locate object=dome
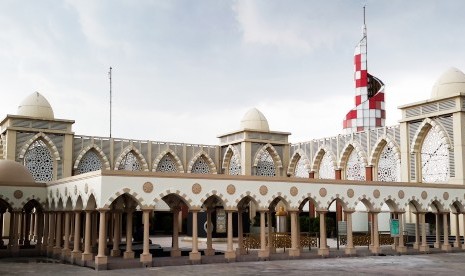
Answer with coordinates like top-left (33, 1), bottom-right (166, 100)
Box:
top-left (431, 67), bottom-right (465, 99)
top-left (17, 92), bottom-right (54, 119)
top-left (240, 108), bottom-right (270, 132)
top-left (0, 160), bottom-right (34, 183)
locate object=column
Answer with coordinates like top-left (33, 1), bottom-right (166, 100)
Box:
top-left (33, 212), bottom-right (38, 242)
top-left (267, 210), bottom-right (275, 254)
top-left (24, 211), bottom-right (31, 246)
top-left (462, 213), bottom-right (465, 249)
top-left (123, 211), bottom-right (134, 259)
top-left (62, 212), bottom-right (71, 258)
top-left (91, 212), bottom-right (98, 249)
top-left (236, 209), bottom-right (245, 255)
top-left (371, 212), bottom-right (380, 254)
top-left (170, 208), bottom-right (181, 257)
top-left (442, 212), bottom-right (451, 251)
top-left (288, 211), bottom-right (300, 257)
top-left (318, 210), bottom-right (329, 256)
top-left (0, 211), bottom-right (4, 247)
top-left (71, 211), bottom-right (82, 263)
top-left (396, 212), bottom-right (407, 253)
top-left (95, 209), bottom-right (108, 270)
top-left (419, 212), bottom-right (429, 252)
top-left (369, 213), bottom-right (374, 249)
top-left (434, 213), bottom-right (441, 248)
top-left (53, 212), bottom-right (62, 256)
top-left (258, 210), bottom-right (269, 259)
top-left (224, 210), bottom-right (236, 260)
top-left (204, 208), bottom-right (214, 256)
top-left (47, 212), bottom-right (55, 256)
top-left (20, 212), bottom-right (25, 245)
top-left (188, 210), bottom-right (201, 262)
top-left (35, 212), bottom-right (43, 249)
top-left (81, 211), bottom-right (93, 261)
top-left (9, 211), bottom-right (20, 252)
top-left (345, 211), bottom-right (356, 255)
top-left (413, 212), bottom-right (420, 250)
top-left (41, 212), bottom-right (49, 252)
top-left (110, 211), bottom-right (121, 256)
top-left (454, 213), bottom-right (461, 248)
top-left (140, 209), bottom-right (152, 266)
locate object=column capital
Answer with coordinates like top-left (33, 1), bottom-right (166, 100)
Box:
top-left (224, 208), bottom-right (238, 212)
top-left (257, 209), bottom-right (269, 213)
top-left (344, 210), bottom-right (356, 214)
top-left (96, 208), bottom-right (110, 212)
top-left (189, 208), bottom-right (201, 212)
top-left (316, 209), bottom-right (328, 214)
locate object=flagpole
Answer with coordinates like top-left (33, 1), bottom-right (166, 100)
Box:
top-left (109, 67), bottom-right (112, 138)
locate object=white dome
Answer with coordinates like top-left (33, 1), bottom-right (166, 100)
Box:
top-left (17, 92), bottom-right (54, 119)
top-left (240, 108), bottom-right (270, 132)
top-left (0, 160), bottom-right (34, 183)
top-left (431, 67), bottom-right (465, 99)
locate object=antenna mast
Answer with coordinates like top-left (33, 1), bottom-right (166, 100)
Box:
top-left (109, 67), bottom-right (112, 138)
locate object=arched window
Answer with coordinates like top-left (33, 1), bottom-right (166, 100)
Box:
top-left (421, 128), bottom-right (449, 182)
top-left (294, 157), bottom-right (308, 178)
top-left (377, 144), bottom-right (400, 182)
top-left (319, 152), bottom-right (335, 179)
top-left (24, 140), bottom-right (53, 182)
top-left (228, 154), bottom-right (241, 175)
top-left (191, 156), bottom-right (211, 174)
top-left (118, 151), bottom-right (142, 171)
top-left (345, 149), bottom-right (365, 180)
top-left (256, 150), bottom-right (275, 177)
top-left (76, 150), bottom-right (102, 175)
top-left (156, 154), bottom-right (178, 173)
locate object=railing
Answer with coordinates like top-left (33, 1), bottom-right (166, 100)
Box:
top-left (242, 232), bottom-right (318, 252)
top-left (339, 231), bottom-right (408, 246)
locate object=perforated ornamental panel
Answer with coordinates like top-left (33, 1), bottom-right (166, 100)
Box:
top-left (421, 129), bottom-right (449, 183)
top-left (118, 152), bottom-right (142, 171)
top-left (346, 150), bottom-right (365, 181)
top-left (256, 150), bottom-right (275, 177)
top-left (319, 153), bottom-right (335, 179)
top-left (24, 140), bottom-right (53, 182)
top-left (76, 150), bottom-right (102, 174)
top-left (228, 155), bottom-right (241, 175)
top-left (156, 154), bottom-right (178, 173)
top-left (377, 145), bottom-right (400, 182)
top-left (294, 157), bottom-right (308, 178)
top-left (191, 156), bottom-right (211, 174)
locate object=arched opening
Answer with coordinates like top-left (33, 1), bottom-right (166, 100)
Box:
top-left (420, 126), bottom-right (450, 183)
top-left (375, 141), bottom-right (401, 182)
top-left (24, 139), bottom-right (54, 182)
top-left (223, 146), bottom-right (242, 176)
top-left (236, 196), bottom-right (258, 255)
top-left (155, 153), bottom-right (180, 173)
top-left (75, 149), bottom-right (103, 175)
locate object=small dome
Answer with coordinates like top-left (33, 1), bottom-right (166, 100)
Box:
top-left (17, 92), bottom-right (54, 119)
top-left (0, 160), bottom-right (34, 183)
top-left (240, 108), bottom-right (270, 132)
top-left (431, 67), bottom-right (465, 99)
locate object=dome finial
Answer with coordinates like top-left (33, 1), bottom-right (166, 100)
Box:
top-left (240, 108), bottom-right (270, 132)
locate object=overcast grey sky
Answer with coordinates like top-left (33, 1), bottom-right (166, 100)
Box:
top-left (1, 0), bottom-right (464, 144)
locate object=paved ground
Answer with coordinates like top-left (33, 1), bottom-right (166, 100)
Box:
top-left (2, 253), bottom-right (465, 275)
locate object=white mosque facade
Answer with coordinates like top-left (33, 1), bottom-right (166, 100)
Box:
top-left (1, 67), bottom-right (465, 269)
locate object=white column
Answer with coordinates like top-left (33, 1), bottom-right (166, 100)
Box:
top-left (345, 211), bottom-right (356, 255)
top-left (236, 209), bottom-right (244, 255)
top-left (442, 212), bottom-right (452, 251)
top-left (454, 213), bottom-right (460, 248)
top-left (123, 211), bottom-right (134, 259)
top-left (140, 209), bottom-right (152, 266)
top-left (288, 211), bottom-right (300, 257)
top-left (224, 210), bottom-right (236, 260)
top-left (204, 208), bottom-right (214, 256)
top-left (171, 208), bottom-right (181, 257)
top-left (258, 210), bottom-right (269, 259)
top-left (396, 212), bottom-right (407, 253)
top-left (419, 212), bottom-right (429, 252)
top-left (71, 211), bottom-right (82, 263)
top-left (111, 211), bottom-right (121, 257)
top-left (62, 212), bottom-right (71, 257)
top-left (318, 211), bottom-right (329, 256)
top-left (188, 210), bottom-right (201, 262)
top-left (81, 211), bottom-right (93, 261)
top-left (434, 213), bottom-right (441, 248)
top-left (95, 209), bottom-right (108, 270)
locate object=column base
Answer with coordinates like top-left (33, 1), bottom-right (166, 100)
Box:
top-left (53, 247), bottom-right (62, 258)
top-left (434, 242), bottom-right (441, 249)
top-left (170, 249), bottom-right (181, 257)
top-left (94, 256), bottom-right (108, 271)
top-left (204, 248), bottom-right (215, 256)
top-left (442, 244), bottom-right (452, 252)
top-left (224, 251), bottom-right (236, 261)
top-left (41, 244), bottom-right (48, 253)
top-left (419, 245), bottom-right (430, 252)
top-left (288, 248), bottom-right (300, 257)
top-left (345, 247), bottom-right (357, 255)
top-left (258, 249), bottom-right (269, 260)
top-left (462, 244), bottom-right (465, 250)
top-left (61, 248), bottom-right (71, 259)
top-left (70, 251), bottom-right (82, 264)
top-left (140, 253), bottom-right (152, 267)
top-left (370, 246), bottom-right (381, 255)
top-left (318, 247), bottom-right (329, 257)
top-left (46, 246), bottom-right (54, 257)
top-left (267, 246), bottom-right (276, 254)
top-left (189, 252), bottom-right (201, 264)
top-left (454, 242), bottom-right (461, 248)
top-left (412, 243), bottom-right (419, 250)
top-left (123, 251), bottom-right (135, 259)
top-left (110, 249), bottom-right (121, 257)
top-left (81, 252), bottom-right (93, 261)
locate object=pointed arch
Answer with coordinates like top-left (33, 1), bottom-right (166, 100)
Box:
top-left (73, 144), bottom-right (110, 171)
top-left (370, 135), bottom-right (401, 182)
top-left (187, 151), bottom-right (217, 174)
top-left (410, 118), bottom-right (453, 154)
top-left (152, 148), bottom-right (184, 173)
top-left (102, 188), bottom-right (144, 209)
top-left (287, 149), bottom-right (311, 177)
top-left (222, 145), bottom-right (242, 172)
top-left (369, 135), bottom-right (401, 166)
top-left (338, 140), bottom-right (367, 169)
top-left (253, 143), bottom-right (283, 177)
top-left (18, 132), bottom-right (60, 161)
top-left (311, 145), bottom-right (337, 179)
top-left (114, 145), bottom-right (149, 171)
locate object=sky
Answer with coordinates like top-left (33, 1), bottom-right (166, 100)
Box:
top-left (1, 0), bottom-right (465, 145)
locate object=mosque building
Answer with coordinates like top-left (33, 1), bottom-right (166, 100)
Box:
top-left (2, 18), bottom-right (465, 270)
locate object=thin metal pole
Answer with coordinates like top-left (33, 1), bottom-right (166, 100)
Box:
top-left (109, 67), bottom-right (112, 138)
